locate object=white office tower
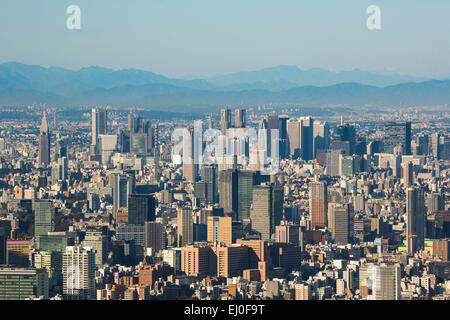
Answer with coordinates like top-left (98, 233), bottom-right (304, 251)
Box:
top-left (63, 246), bottom-right (96, 300)
top-left (91, 108), bottom-right (107, 155)
top-left (366, 264), bottom-right (401, 300)
top-left (97, 134), bottom-right (117, 164)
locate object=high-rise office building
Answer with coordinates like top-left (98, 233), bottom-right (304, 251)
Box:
top-left (6, 239), bottom-right (30, 267)
top-left (278, 115), bottom-right (289, 159)
top-left (88, 193), bottom-right (100, 211)
top-left (119, 129), bottom-right (131, 153)
top-left (144, 221), bottom-right (165, 255)
top-left (55, 138), bottom-right (67, 161)
top-left (402, 161), bottom-right (413, 187)
top-left (266, 113), bottom-right (279, 157)
top-left (220, 109), bottom-right (232, 135)
top-left (177, 207), bottom-right (193, 247)
top-left (431, 132), bottom-right (443, 159)
top-left (313, 120), bottom-right (330, 158)
top-left (37, 232), bottom-right (75, 253)
top-left (128, 112), bottom-right (137, 133)
top-left (127, 194), bottom-right (156, 225)
top-left (207, 216), bottom-right (232, 246)
top-left (38, 110), bottom-right (51, 167)
top-left (334, 124), bottom-right (356, 155)
top-left (340, 155), bottom-right (356, 177)
top-left (112, 173), bottom-right (135, 219)
top-left (180, 246), bottom-right (215, 276)
top-left (250, 184), bottom-right (284, 241)
top-left (384, 122), bottom-right (411, 155)
top-left (33, 200), bottom-right (54, 240)
top-left (91, 108), bottom-right (107, 154)
top-left (300, 117), bottom-right (314, 161)
top-left (328, 203), bottom-right (350, 245)
top-left (81, 234), bottom-right (108, 268)
top-left (62, 246), bottom-right (96, 300)
top-left (370, 264), bottom-right (401, 300)
top-left (97, 134), bottom-right (117, 164)
top-left (200, 164), bottom-right (218, 203)
top-left (182, 126), bottom-right (198, 182)
top-left (218, 169), bottom-right (238, 216)
top-left (287, 119), bottom-right (302, 158)
top-left (325, 150), bottom-right (343, 176)
top-left (309, 181), bottom-right (328, 229)
top-left (237, 170), bottom-right (263, 221)
top-left (33, 250), bottom-right (63, 291)
top-left (130, 133), bottom-right (148, 155)
top-left (426, 193), bottom-right (445, 214)
top-left (407, 187), bottom-right (426, 255)
top-left (0, 267), bottom-right (49, 300)
top-left (235, 109), bottom-right (246, 128)
top-left (213, 244), bottom-right (249, 278)
top-left (414, 134), bottom-right (429, 156)
top-left (275, 223), bottom-right (300, 247)
top-left (295, 283), bottom-right (312, 300)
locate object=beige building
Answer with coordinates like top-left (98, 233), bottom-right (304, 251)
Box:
top-left (207, 216), bottom-right (232, 246)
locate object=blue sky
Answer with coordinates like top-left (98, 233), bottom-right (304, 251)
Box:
top-left (1, 0), bottom-right (449, 78)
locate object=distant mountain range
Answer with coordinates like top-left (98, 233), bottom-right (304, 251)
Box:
top-left (0, 62), bottom-right (449, 108)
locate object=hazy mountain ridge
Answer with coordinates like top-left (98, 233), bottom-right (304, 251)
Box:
top-left (0, 62), bottom-right (448, 108)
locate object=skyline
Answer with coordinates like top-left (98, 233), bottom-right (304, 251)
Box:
top-left (1, 1), bottom-right (450, 78)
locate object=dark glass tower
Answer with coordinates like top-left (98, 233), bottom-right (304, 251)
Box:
top-left (384, 122), bottom-right (411, 155)
top-left (127, 194), bottom-right (156, 225)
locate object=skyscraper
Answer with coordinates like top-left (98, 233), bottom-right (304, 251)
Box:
top-left (0, 267), bottom-right (49, 300)
top-left (207, 216), bottom-right (232, 246)
top-left (218, 169), bottom-right (239, 216)
top-left (427, 193), bottom-right (445, 214)
top-left (287, 119), bottom-right (302, 158)
top-left (112, 173), bottom-right (135, 219)
top-left (235, 109), bottom-right (246, 128)
top-left (278, 115), bottom-right (289, 159)
top-left (177, 207), bottom-right (193, 247)
top-left (328, 203), bottom-right (350, 245)
top-left (237, 170), bottom-right (264, 221)
top-left (370, 264), bottom-right (401, 300)
top-left (384, 122), bottom-right (411, 155)
top-left (38, 109), bottom-right (51, 167)
top-left (220, 108), bottom-right (232, 135)
top-left (309, 181), bottom-right (328, 229)
top-left (266, 113), bottom-right (279, 157)
top-left (144, 221), bottom-right (164, 255)
top-left (91, 108), bottom-right (107, 154)
top-left (402, 161), bottom-right (413, 187)
top-left (313, 120), bottom-right (330, 158)
top-left (407, 187), bottom-right (425, 255)
top-left (34, 200), bottom-right (54, 243)
top-left (183, 126), bottom-right (198, 182)
top-left (62, 246), bottom-right (96, 300)
top-left (300, 117), bottom-right (314, 161)
top-left (250, 184), bottom-right (284, 241)
top-left (200, 164), bottom-right (218, 203)
top-left (431, 132), bottom-right (442, 159)
top-left (127, 194), bottom-right (156, 225)
top-left (128, 111), bottom-right (137, 133)
top-left (334, 124), bottom-right (356, 155)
